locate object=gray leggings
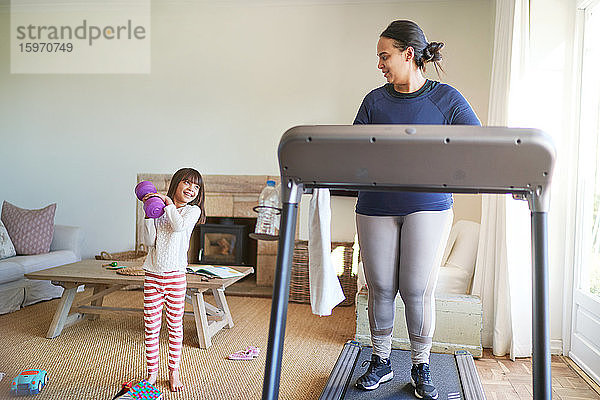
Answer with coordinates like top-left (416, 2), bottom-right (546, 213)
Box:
top-left (356, 210), bottom-right (453, 363)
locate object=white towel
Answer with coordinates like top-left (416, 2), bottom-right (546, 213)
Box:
top-left (308, 188), bottom-right (345, 316)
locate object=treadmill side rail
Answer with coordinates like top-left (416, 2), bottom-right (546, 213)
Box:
top-left (455, 350), bottom-right (486, 400)
top-left (319, 341), bottom-right (362, 400)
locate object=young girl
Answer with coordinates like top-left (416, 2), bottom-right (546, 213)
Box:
top-left (140, 168), bottom-right (206, 392)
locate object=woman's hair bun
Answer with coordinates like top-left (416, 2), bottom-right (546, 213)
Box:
top-left (422, 41), bottom-right (444, 63)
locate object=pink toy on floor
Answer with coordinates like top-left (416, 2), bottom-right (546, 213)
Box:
top-left (227, 346), bottom-right (260, 360)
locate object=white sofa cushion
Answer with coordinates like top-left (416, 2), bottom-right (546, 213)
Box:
top-left (444, 221), bottom-right (480, 275)
top-left (437, 220), bottom-right (481, 295)
top-left (436, 266), bottom-right (473, 295)
top-left (0, 220), bottom-right (16, 260)
top-left (0, 260), bottom-right (25, 284)
top-left (50, 225), bottom-right (82, 260)
top-left (10, 250), bottom-right (77, 275)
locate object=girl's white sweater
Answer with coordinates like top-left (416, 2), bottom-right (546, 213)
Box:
top-left (142, 204), bottom-right (201, 273)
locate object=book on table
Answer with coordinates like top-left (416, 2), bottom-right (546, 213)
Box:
top-left (186, 265), bottom-right (244, 279)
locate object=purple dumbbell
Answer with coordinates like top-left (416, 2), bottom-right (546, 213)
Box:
top-left (135, 181), bottom-right (165, 219)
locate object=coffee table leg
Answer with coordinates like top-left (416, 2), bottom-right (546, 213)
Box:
top-left (191, 291), bottom-right (211, 349)
top-left (88, 284), bottom-right (107, 321)
top-left (212, 288), bottom-right (234, 329)
top-left (47, 285), bottom-right (79, 338)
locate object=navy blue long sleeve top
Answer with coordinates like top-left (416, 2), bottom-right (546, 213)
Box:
top-left (354, 81), bottom-right (481, 216)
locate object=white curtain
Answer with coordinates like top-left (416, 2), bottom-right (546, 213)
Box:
top-left (472, 0), bottom-right (532, 359)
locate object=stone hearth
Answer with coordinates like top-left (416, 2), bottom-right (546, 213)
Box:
top-left (136, 174), bottom-right (295, 287)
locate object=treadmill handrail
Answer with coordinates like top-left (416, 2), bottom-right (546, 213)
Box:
top-left (278, 125), bottom-right (555, 212)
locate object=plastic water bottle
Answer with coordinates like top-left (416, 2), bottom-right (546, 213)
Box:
top-left (255, 180), bottom-right (280, 237)
top-left (272, 183), bottom-right (281, 230)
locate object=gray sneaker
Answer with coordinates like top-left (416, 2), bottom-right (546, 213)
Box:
top-left (411, 363), bottom-right (439, 399)
top-left (355, 354), bottom-right (393, 390)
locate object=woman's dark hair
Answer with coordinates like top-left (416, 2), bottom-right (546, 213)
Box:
top-left (167, 167), bottom-right (206, 224)
top-left (380, 20), bottom-right (444, 75)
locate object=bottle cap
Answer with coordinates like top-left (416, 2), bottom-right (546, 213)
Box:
top-left (266, 180), bottom-right (276, 186)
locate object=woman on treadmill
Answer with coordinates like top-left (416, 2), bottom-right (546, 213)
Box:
top-left (353, 20), bottom-right (480, 400)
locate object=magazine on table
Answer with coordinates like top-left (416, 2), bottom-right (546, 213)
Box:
top-left (186, 264), bottom-right (244, 279)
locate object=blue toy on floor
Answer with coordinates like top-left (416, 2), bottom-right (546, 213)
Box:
top-left (10, 369), bottom-right (48, 396)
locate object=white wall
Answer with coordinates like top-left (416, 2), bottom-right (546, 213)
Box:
top-left (0, 0), bottom-right (493, 258)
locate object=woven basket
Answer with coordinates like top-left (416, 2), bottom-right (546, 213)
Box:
top-left (290, 240), bottom-right (357, 307)
top-left (95, 244), bottom-right (148, 262)
top-left (116, 267), bottom-right (146, 276)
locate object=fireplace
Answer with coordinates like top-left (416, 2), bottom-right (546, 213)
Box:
top-left (190, 217), bottom-right (257, 266)
top-left (198, 222), bottom-right (246, 265)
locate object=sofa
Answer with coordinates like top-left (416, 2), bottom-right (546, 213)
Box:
top-left (0, 225), bottom-right (83, 314)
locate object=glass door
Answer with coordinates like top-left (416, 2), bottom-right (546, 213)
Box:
top-left (570, 0), bottom-right (600, 385)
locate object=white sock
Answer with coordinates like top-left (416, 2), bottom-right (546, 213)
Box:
top-left (371, 334), bottom-right (392, 360)
top-left (411, 341), bottom-right (430, 365)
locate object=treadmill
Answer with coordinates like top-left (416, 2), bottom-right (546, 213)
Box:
top-left (320, 342), bottom-right (483, 400)
top-left (261, 125), bottom-right (556, 400)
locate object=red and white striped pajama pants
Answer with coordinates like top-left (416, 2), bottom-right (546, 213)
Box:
top-left (143, 270), bottom-right (187, 374)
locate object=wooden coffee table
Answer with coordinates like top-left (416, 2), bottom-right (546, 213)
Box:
top-left (25, 259), bottom-right (253, 349)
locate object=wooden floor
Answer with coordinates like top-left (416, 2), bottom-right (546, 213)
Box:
top-left (475, 349), bottom-right (600, 399)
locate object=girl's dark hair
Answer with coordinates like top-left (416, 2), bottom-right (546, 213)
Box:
top-left (380, 20), bottom-right (444, 75)
top-left (167, 168), bottom-right (206, 224)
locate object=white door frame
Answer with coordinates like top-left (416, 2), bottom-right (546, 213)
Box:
top-left (566, 0), bottom-right (600, 385)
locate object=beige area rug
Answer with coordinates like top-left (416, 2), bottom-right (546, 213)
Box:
top-left (0, 289), bottom-right (356, 399)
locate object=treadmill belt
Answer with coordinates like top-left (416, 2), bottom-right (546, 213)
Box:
top-left (343, 347), bottom-right (463, 400)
